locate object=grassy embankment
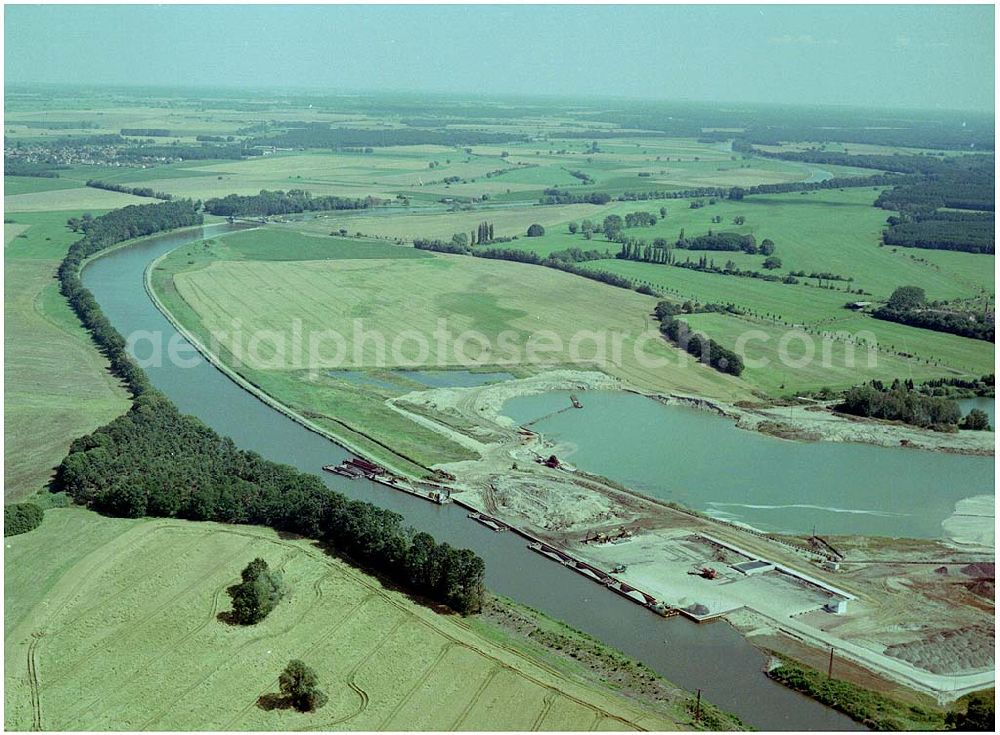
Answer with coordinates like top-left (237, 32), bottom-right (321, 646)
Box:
top-left (767, 657), bottom-right (993, 731)
top-left (4, 507), bottom-right (719, 731)
top-left (3, 210), bottom-right (131, 501)
top-left (152, 227), bottom-right (755, 473)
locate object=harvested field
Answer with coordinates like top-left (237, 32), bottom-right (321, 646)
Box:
top-left (3, 211), bottom-right (130, 500)
top-left (4, 508), bottom-right (685, 731)
top-left (4, 186), bottom-right (151, 212)
top-left (169, 241), bottom-right (753, 400)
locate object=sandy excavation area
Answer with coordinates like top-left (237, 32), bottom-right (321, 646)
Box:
top-left (387, 369), bottom-right (995, 701)
top-left (728, 400), bottom-right (995, 455)
top-left (942, 494), bottom-right (995, 551)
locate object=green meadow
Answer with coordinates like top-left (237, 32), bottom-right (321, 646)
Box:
top-left (3, 210), bottom-right (130, 500)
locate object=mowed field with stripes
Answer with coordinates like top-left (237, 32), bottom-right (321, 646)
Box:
top-left (4, 509), bottom-right (680, 731)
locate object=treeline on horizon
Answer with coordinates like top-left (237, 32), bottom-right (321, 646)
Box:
top-left (252, 122), bottom-right (527, 149)
top-left (743, 144), bottom-right (995, 255)
top-left (538, 172), bottom-right (901, 206)
top-left (53, 199), bottom-right (486, 615)
top-left (202, 189), bottom-right (384, 217)
top-left (6, 132), bottom-right (253, 160)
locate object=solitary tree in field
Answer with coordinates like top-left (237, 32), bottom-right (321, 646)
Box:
top-left (229, 558), bottom-right (285, 625)
top-left (526, 223), bottom-right (545, 237)
top-left (568, 221), bottom-right (578, 234)
top-left (760, 238), bottom-right (776, 256)
top-left (762, 256), bottom-right (782, 270)
top-left (279, 660), bottom-right (328, 712)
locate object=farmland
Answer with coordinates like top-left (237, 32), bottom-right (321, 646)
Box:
top-left (4, 185), bottom-right (151, 213)
top-left (4, 508), bottom-right (690, 731)
top-left (496, 188), bottom-right (994, 394)
top-left (4, 78), bottom-right (994, 732)
top-left (3, 210), bottom-right (130, 500)
top-left (153, 227), bottom-right (752, 472)
top-left (165, 231), bottom-right (749, 402)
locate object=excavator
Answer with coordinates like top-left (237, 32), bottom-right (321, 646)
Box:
top-left (688, 566), bottom-right (717, 580)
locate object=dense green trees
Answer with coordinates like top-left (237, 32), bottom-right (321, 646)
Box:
top-left (602, 215), bottom-right (622, 240)
top-left (945, 693), bottom-right (995, 731)
top-left (253, 123), bottom-right (524, 149)
top-left (873, 286), bottom-right (993, 342)
top-left (838, 380), bottom-right (962, 430)
top-left (4, 503), bottom-right (44, 537)
top-left (539, 190), bottom-right (612, 205)
top-left (623, 211), bottom-right (657, 228)
top-left (882, 212), bottom-right (994, 254)
top-left (873, 306), bottom-right (994, 342)
top-left (538, 174), bottom-right (897, 207)
top-left (472, 221), bottom-right (494, 244)
top-left (229, 558), bottom-right (285, 625)
top-left (121, 128), bottom-right (170, 137)
top-left (887, 286), bottom-right (927, 311)
top-left (678, 232), bottom-right (758, 253)
top-left (413, 239), bottom-right (634, 292)
top-left (58, 200), bottom-right (204, 398)
top-left (203, 189), bottom-right (382, 217)
top-left (960, 409), bottom-right (992, 431)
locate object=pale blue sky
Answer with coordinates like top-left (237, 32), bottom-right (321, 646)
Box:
top-left (4, 4), bottom-right (995, 110)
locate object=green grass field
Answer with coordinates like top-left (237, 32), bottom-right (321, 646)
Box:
top-left (4, 185), bottom-right (151, 213)
top-left (4, 508), bottom-right (687, 731)
top-left (3, 210), bottom-right (130, 500)
top-left (3, 176), bottom-right (85, 196)
top-left (153, 226), bottom-right (754, 471)
top-left (199, 228), bottom-right (432, 262)
top-left (494, 188), bottom-right (994, 394)
top-left (166, 230), bottom-right (752, 399)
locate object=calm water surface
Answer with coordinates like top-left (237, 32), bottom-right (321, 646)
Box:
top-left (503, 391), bottom-right (994, 538)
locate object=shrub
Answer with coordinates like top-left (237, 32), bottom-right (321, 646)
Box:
top-left (229, 558), bottom-right (285, 625)
top-left (4, 503), bottom-right (44, 537)
top-left (960, 409), bottom-right (992, 431)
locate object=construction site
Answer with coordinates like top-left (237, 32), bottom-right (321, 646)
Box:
top-left (380, 370), bottom-right (995, 704)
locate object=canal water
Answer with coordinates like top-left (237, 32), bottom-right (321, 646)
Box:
top-left (83, 224), bottom-right (861, 731)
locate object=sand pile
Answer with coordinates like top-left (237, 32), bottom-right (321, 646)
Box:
top-left (884, 624), bottom-right (994, 674)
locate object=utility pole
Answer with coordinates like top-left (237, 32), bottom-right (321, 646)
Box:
top-left (828, 647), bottom-right (835, 678)
top-left (695, 688), bottom-right (702, 722)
